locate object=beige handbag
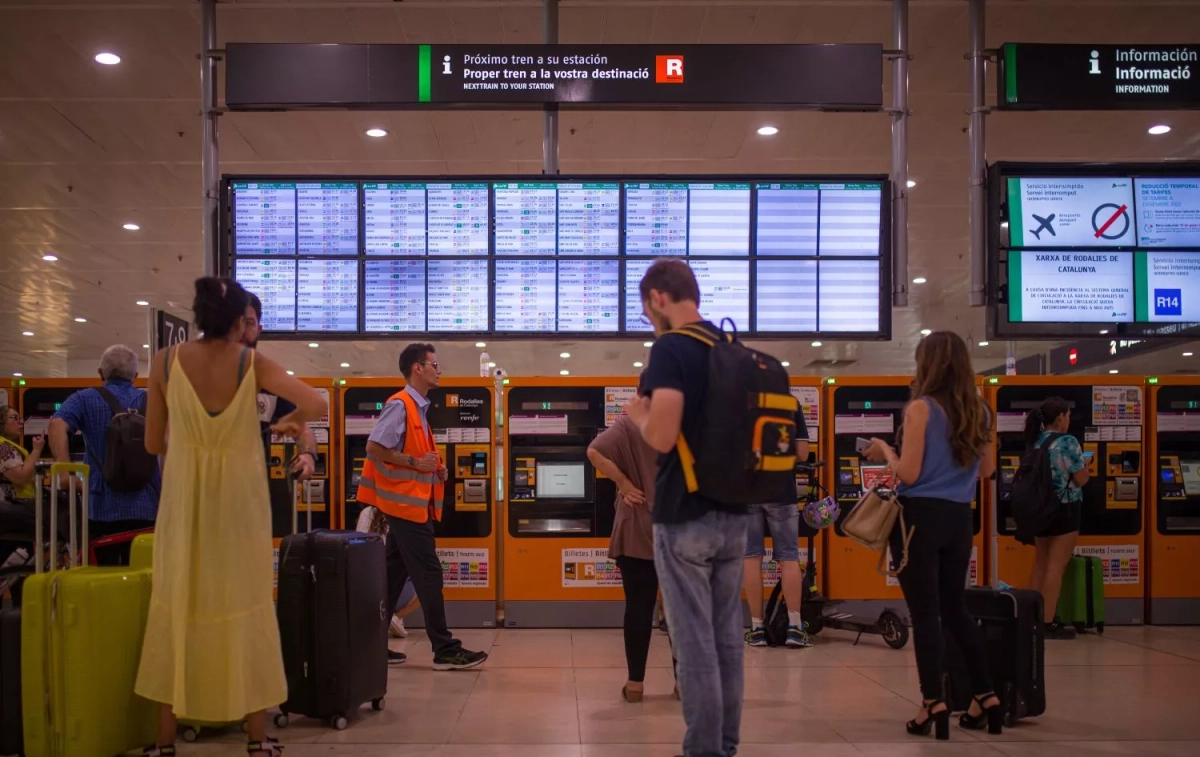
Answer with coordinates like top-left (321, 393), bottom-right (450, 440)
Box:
top-left (841, 472), bottom-right (914, 577)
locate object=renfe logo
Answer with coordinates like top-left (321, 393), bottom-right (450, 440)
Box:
top-left (656, 55), bottom-right (684, 83)
top-left (1154, 288), bottom-right (1183, 317)
top-left (447, 394), bottom-right (460, 407)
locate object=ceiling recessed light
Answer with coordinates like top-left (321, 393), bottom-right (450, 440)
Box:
top-left (920, 328), bottom-right (932, 336)
top-left (1184, 352), bottom-right (1194, 357)
top-left (22, 331), bottom-right (33, 337)
top-left (142, 344), bottom-right (150, 349)
top-left (906, 180), bottom-right (917, 189)
top-left (559, 352), bottom-right (570, 359)
top-left (811, 341), bottom-right (823, 347)
top-left (94, 52), bottom-right (121, 65)
top-left (643, 341), bottom-right (653, 347)
top-left (286, 370), bottom-right (295, 376)
top-left (757, 125), bottom-right (779, 136)
top-left (633, 361), bottom-right (644, 368)
top-left (123, 223), bottom-right (140, 231)
top-left (74, 317), bottom-right (87, 323)
top-left (912, 277), bottom-right (927, 284)
top-left (1109, 369), bottom-right (1119, 374)
top-left (488, 361), bottom-right (496, 368)
top-left (1148, 124), bottom-right (1171, 135)
top-left (559, 369), bottom-right (570, 376)
top-left (979, 341), bottom-right (990, 347)
top-left (42, 254), bottom-right (58, 262)
top-left (136, 300), bottom-right (149, 306)
top-left (1099, 329), bottom-right (1110, 335)
top-left (1001, 221), bottom-right (1010, 228)
top-left (308, 342), bottom-right (319, 348)
top-left (340, 362), bottom-right (350, 368)
top-left (12, 373), bottom-right (21, 378)
top-left (365, 128), bottom-right (388, 138)
top-left (475, 342), bottom-right (487, 348)
top-left (781, 361), bottom-right (791, 367)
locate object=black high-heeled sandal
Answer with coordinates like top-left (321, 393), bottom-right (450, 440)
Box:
top-left (906, 699), bottom-right (950, 740)
top-left (248, 736), bottom-right (284, 756)
top-left (959, 692), bottom-right (1004, 734)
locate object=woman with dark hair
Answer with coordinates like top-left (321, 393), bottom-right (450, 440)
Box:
top-left (0, 404), bottom-right (42, 565)
top-left (135, 277), bottom-right (327, 757)
top-left (1024, 396), bottom-right (1089, 640)
top-left (864, 331), bottom-right (1001, 740)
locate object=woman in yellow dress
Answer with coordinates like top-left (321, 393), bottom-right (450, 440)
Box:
top-left (136, 277), bottom-right (327, 757)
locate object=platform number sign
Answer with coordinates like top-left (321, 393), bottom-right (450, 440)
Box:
top-left (156, 310), bottom-right (190, 350)
top-left (1154, 289), bottom-right (1183, 317)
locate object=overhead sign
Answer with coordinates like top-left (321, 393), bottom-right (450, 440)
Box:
top-left (1135, 178), bottom-right (1200, 247)
top-left (1006, 177), bottom-right (1136, 247)
top-left (225, 43), bottom-right (883, 111)
top-left (999, 43), bottom-right (1200, 110)
top-left (155, 310), bottom-right (190, 351)
top-left (1008, 251), bottom-right (1134, 323)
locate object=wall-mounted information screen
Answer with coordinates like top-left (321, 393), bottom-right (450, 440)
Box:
top-left (223, 176), bottom-right (890, 339)
top-left (990, 162), bottom-right (1200, 339)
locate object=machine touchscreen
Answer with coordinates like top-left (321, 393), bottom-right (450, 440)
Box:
top-left (536, 462), bottom-right (587, 499)
top-left (1181, 461), bottom-right (1200, 497)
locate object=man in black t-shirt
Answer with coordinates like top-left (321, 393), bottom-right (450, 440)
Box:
top-left (624, 259), bottom-right (748, 757)
top-left (245, 295), bottom-right (317, 536)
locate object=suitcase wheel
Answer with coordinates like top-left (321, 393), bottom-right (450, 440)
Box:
top-left (241, 720), bottom-right (250, 734)
top-left (1096, 623), bottom-right (1105, 635)
top-left (273, 713), bottom-right (290, 729)
top-left (181, 726), bottom-right (199, 743)
top-left (332, 716), bottom-right (349, 731)
top-left (880, 611), bottom-right (910, 650)
top-left (372, 698), bottom-right (386, 712)
top-left (1073, 622), bottom-right (1085, 634)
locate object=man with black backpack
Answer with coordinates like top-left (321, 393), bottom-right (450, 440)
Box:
top-left (626, 259), bottom-right (798, 757)
top-left (49, 344), bottom-right (161, 565)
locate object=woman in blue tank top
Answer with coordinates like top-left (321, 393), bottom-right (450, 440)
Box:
top-left (864, 331), bottom-right (1001, 741)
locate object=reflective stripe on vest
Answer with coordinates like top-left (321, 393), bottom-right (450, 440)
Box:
top-left (355, 389), bottom-right (445, 523)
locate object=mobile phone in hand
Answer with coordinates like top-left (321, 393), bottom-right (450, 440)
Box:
top-left (855, 437), bottom-right (872, 454)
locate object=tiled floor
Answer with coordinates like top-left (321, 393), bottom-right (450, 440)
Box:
top-left (182, 625), bottom-right (1200, 756)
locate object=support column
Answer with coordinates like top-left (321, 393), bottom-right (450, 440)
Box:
top-left (542, 0), bottom-right (560, 175)
top-left (201, 0), bottom-right (219, 277)
top-left (968, 0), bottom-right (988, 306)
top-left (890, 0), bottom-right (910, 307)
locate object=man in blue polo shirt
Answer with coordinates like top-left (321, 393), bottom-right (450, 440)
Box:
top-left (48, 344), bottom-right (161, 565)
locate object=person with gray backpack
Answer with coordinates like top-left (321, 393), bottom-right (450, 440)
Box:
top-left (48, 344), bottom-right (161, 565)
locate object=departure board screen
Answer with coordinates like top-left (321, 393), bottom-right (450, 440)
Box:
top-left (428, 183), bottom-right (489, 256)
top-left (494, 259), bottom-right (557, 331)
top-left (297, 258), bottom-right (358, 331)
top-left (364, 183), bottom-right (427, 255)
top-left (558, 259), bottom-right (620, 332)
top-left (364, 259), bottom-right (425, 332)
top-left (235, 258), bottom-right (296, 331)
top-left (427, 259), bottom-right (488, 332)
top-left (225, 175), bottom-right (890, 337)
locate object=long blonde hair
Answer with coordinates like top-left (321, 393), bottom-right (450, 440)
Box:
top-left (912, 332), bottom-right (992, 468)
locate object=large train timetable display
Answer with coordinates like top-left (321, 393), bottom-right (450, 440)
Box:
top-left (222, 176), bottom-right (891, 338)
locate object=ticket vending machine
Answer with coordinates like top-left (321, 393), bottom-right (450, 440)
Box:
top-left (18, 378), bottom-right (148, 464)
top-left (823, 377), bottom-right (987, 608)
top-left (265, 379), bottom-right (336, 538)
top-left (989, 376), bottom-right (1145, 625)
top-left (338, 378), bottom-right (496, 628)
top-left (1147, 376), bottom-right (1200, 625)
top-left (502, 378), bottom-right (636, 627)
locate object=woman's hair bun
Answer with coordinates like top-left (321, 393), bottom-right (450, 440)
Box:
top-left (193, 276), bottom-right (249, 339)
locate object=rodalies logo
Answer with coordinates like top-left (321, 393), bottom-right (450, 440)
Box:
top-left (656, 55), bottom-right (684, 84)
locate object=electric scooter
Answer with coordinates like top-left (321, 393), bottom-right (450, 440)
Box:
top-left (795, 461), bottom-right (911, 649)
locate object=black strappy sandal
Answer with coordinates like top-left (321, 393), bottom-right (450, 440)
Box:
top-left (248, 736), bottom-right (284, 756)
top-left (906, 699), bottom-right (949, 740)
top-left (959, 692), bottom-right (1004, 734)
top-left (142, 746), bottom-right (176, 757)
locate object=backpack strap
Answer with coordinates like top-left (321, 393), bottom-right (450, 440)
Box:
top-left (675, 435), bottom-right (700, 494)
top-left (94, 386), bottom-right (125, 415)
top-left (670, 322), bottom-right (732, 346)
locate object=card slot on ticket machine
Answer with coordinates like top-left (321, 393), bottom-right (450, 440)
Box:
top-left (1104, 443), bottom-right (1141, 510)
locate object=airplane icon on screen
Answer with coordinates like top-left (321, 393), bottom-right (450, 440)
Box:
top-left (1030, 213), bottom-right (1056, 240)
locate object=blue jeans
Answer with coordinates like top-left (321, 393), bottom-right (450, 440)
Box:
top-left (654, 510), bottom-right (749, 757)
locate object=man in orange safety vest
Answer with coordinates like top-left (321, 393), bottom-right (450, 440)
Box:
top-left (358, 343), bottom-right (488, 671)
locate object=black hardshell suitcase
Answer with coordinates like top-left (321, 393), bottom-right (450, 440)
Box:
top-left (0, 605), bottom-right (22, 756)
top-left (960, 587), bottom-right (1046, 726)
top-left (276, 529), bottom-right (388, 729)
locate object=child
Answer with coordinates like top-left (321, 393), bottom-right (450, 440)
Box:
top-left (356, 505), bottom-right (421, 638)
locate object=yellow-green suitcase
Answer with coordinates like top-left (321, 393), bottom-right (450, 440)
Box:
top-left (21, 464), bottom-right (157, 757)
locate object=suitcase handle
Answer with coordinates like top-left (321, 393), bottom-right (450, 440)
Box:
top-left (34, 462), bottom-right (89, 574)
top-left (287, 442), bottom-right (313, 535)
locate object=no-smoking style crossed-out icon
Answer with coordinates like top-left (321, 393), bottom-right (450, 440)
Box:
top-left (1091, 202), bottom-right (1130, 240)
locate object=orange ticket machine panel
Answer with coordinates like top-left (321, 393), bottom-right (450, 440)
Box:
top-left (265, 379), bottom-right (336, 539)
top-left (990, 378), bottom-right (1145, 624)
top-left (1148, 378), bottom-right (1200, 624)
top-left (504, 379), bottom-right (634, 628)
top-left (339, 378), bottom-right (496, 627)
top-left (824, 378), bottom-right (986, 605)
top-left (18, 378), bottom-right (147, 465)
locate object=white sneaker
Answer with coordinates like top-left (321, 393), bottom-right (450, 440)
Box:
top-left (389, 616), bottom-right (408, 638)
